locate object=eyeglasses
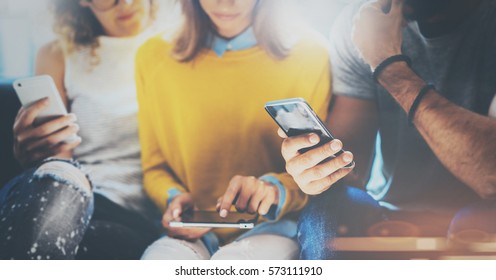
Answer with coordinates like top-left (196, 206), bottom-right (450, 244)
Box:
top-left (86, 0), bottom-right (134, 12)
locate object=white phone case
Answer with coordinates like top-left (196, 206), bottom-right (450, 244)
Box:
top-left (13, 75), bottom-right (77, 143)
top-left (13, 75), bottom-right (68, 125)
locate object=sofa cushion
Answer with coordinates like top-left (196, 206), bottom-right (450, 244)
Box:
top-left (0, 80), bottom-right (22, 188)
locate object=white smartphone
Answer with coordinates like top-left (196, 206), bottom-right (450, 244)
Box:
top-left (265, 97), bottom-right (354, 168)
top-left (13, 75), bottom-right (77, 143)
top-left (169, 210), bottom-right (258, 229)
top-left (13, 75), bottom-right (68, 126)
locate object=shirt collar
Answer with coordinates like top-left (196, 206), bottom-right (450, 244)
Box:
top-left (210, 27), bottom-right (257, 57)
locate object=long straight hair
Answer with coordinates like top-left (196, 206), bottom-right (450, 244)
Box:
top-left (173, 0), bottom-right (295, 62)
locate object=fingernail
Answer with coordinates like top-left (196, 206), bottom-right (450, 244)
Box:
top-left (172, 209), bottom-right (180, 218)
top-left (216, 202), bottom-right (221, 208)
top-left (72, 124), bottom-right (79, 130)
top-left (331, 140), bottom-right (341, 151)
top-left (309, 134), bottom-right (319, 144)
top-left (69, 114), bottom-right (77, 121)
top-left (343, 152), bottom-right (353, 163)
top-left (220, 209), bottom-right (228, 218)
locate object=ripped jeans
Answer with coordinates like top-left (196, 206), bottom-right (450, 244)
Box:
top-left (0, 159), bottom-right (159, 260)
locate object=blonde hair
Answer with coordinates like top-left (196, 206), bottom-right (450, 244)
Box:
top-left (51, 0), bottom-right (158, 55)
top-left (173, 0), bottom-right (295, 62)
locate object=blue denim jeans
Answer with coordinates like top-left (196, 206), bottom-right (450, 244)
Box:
top-left (0, 159), bottom-right (159, 260)
top-left (297, 185), bottom-right (496, 260)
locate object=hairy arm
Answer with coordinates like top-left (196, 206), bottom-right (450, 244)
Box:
top-left (352, 0), bottom-right (496, 199)
top-left (378, 63), bottom-right (496, 199)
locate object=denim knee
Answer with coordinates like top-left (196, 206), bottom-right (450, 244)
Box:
top-left (297, 185), bottom-right (384, 260)
top-left (0, 159), bottom-right (94, 259)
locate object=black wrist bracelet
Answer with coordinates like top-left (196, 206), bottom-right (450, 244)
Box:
top-left (372, 54), bottom-right (412, 82)
top-left (408, 83), bottom-right (435, 125)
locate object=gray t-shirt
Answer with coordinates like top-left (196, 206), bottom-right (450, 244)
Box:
top-left (330, 0), bottom-right (496, 213)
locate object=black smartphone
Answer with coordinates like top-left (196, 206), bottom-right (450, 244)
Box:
top-left (265, 97), bottom-right (354, 167)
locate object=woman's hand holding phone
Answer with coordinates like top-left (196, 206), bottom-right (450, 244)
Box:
top-left (279, 128), bottom-right (355, 195)
top-left (162, 193), bottom-right (211, 241)
top-left (217, 175), bottom-right (280, 218)
top-left (13, 98), bottom-right (81, 168)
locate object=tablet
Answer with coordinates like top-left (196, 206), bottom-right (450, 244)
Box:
top-left (169, 210), bottom-right (258, 229)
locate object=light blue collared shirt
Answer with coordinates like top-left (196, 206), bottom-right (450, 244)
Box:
top-left (210, 27), bottom-right (258, 57)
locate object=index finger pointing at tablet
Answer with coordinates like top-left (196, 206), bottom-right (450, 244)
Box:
top-left (219, 175), bottom-right (243, 218)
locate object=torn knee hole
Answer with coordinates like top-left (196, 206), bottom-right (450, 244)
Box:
top-left (34, 161), bottom-right (92, 193)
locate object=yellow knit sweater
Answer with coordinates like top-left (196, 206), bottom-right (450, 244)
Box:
top-left (135, 31), bottom-right (331, 243)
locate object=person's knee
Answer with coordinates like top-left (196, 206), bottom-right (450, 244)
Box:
top-left (141, 237), bottom-right (210, 260)
top-left (212, 235), bottom-right (299, 260)
top-left (297, 186), bottom-right (383, 259)
top-left (299, 186), bottom-right (380, 235)
top-left (34, 161), bottom-right (92, 195)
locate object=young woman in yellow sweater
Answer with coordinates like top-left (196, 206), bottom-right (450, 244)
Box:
top-left (137, 0), bottom-right (331, 259)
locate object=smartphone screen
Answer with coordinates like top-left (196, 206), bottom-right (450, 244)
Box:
top-left (265, 98), bottom-right (335, 151)
top-left (265, 98), bottom-right (353, 167)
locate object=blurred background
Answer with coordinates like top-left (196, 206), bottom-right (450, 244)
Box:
top-left (0, 0), bottom-right (355, 79)
top-left (0, 0), bottom-right (386, 192)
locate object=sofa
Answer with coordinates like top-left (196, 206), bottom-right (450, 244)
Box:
top-left (0, 79), bottom-right (22, 188)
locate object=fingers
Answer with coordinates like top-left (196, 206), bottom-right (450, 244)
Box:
top-left (257, 186), bottom-right (277, 216)
top-left (18, 98), bottom-right (50, 129)
top-left (162, 193), bottom-right (193, 228)
top-left (286, 139), bottom-right (343, 176)
top-left (247, 182), bottom-right (266, 214)
top-left (298, 151), bottom-right (354, 186)
top-left (220, 176), bottom-right (280, 217)
top-left (390, 0), bottom-right (404, 15)
top-left (303, 165), bottom-right (355, 195)
top-left (365, 0), bottom-right (402, 15)
top-left (17, 114), bottom-right (77, 143)
top-left (367, 0), bottom-right (390, 12)
top-left (234, 177), bottom-right (258, 213)
top-left (219, 175), bottom-right (243, 218)
top-left (161, 195), bottom-right (211, 241)
top-left (173, 194), bottom-right (194, 218)
top-left (50, 138), bottom-right (82, 154)
top-left (277, 128), bottom-right (287, 139)
top-left (285, 142), bottom-right (355, 196)
top-left (281, 133), bottom-right (320, 161)
top-left (13, 134), bottom-right (82, 167)
top-left (162, 207), bottom-right (175, 229)
top-left (24, 124), bottom-right (80, 152)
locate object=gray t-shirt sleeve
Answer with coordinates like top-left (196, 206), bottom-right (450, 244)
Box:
top-left (330, 2), bottom-right (377, 100)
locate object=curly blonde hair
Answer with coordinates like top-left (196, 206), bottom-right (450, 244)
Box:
top-left (51, 0), bottom-right (157, 54)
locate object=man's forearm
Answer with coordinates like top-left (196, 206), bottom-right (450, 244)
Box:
top-left (378, 62), bottom-right (496, 199)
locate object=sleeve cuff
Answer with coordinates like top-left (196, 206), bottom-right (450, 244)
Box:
top-left (166, 188), bottom-right (183, 208)
top-left (259, 175), bottom-right (287, 221)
